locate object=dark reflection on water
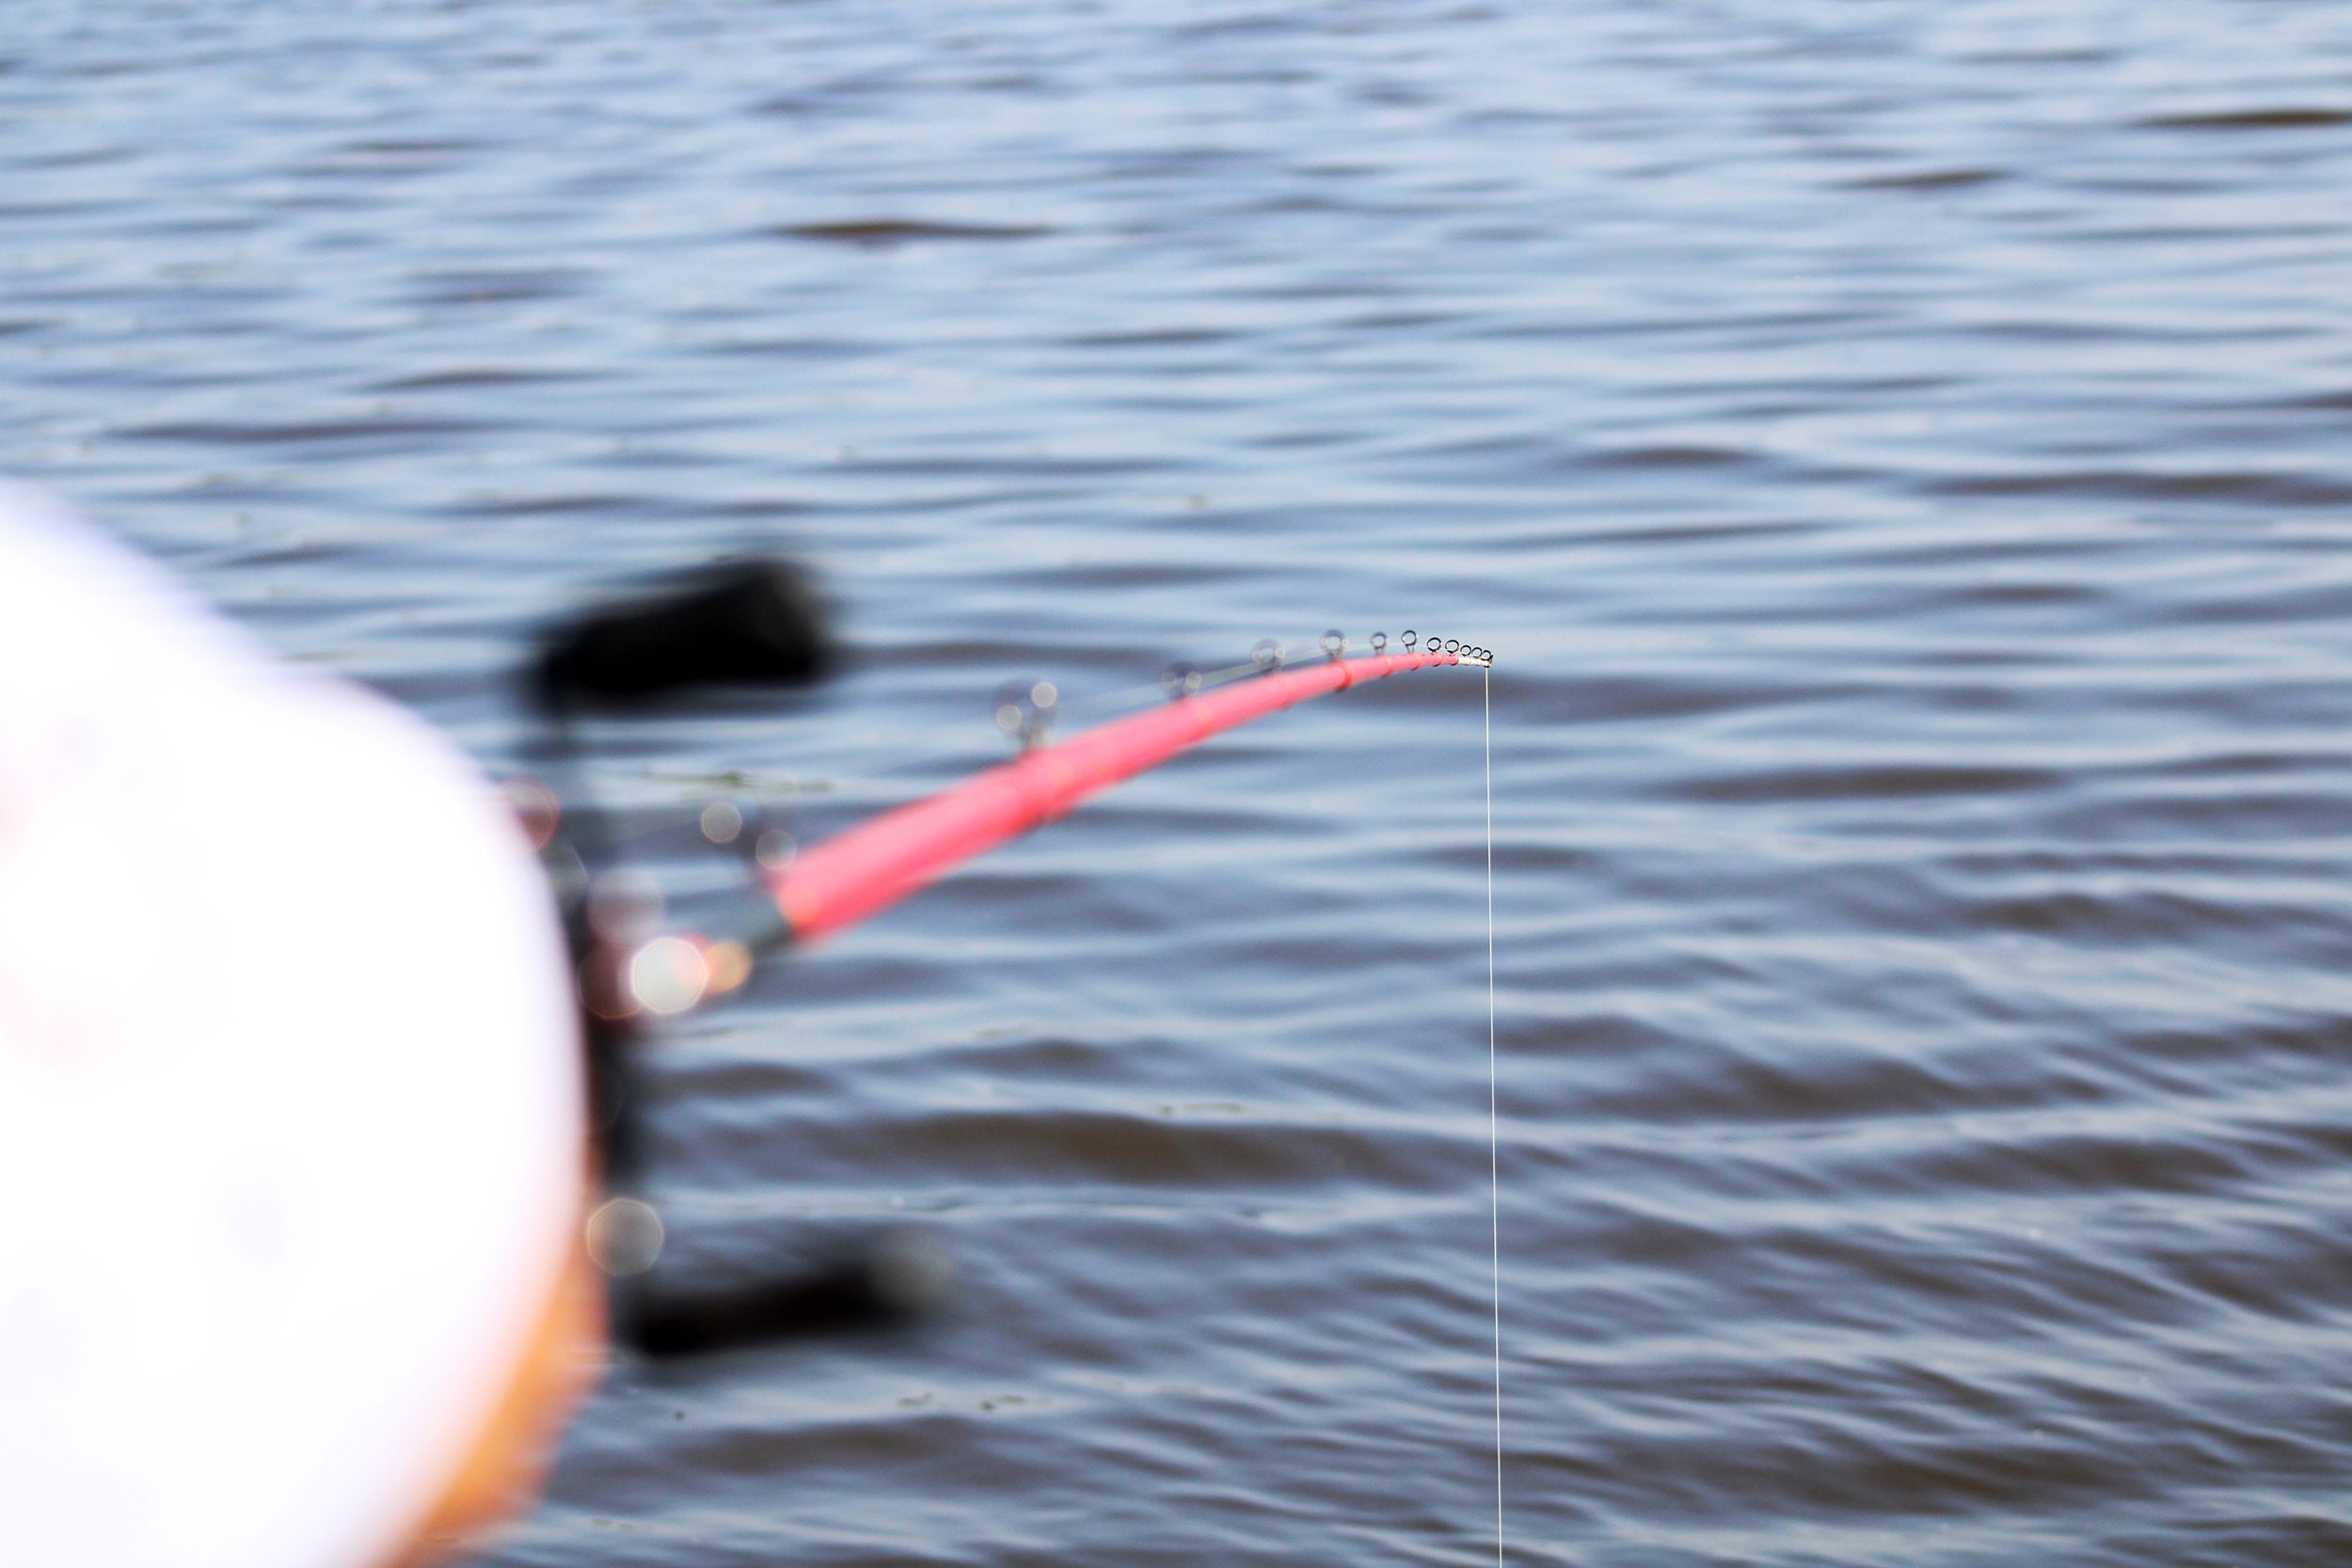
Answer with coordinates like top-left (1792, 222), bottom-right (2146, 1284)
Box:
top-left (11, 2), bottom-right (2352, 1563)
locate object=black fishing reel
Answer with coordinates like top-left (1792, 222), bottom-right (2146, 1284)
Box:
top-left (527, 560), bottom-right (946, 1361)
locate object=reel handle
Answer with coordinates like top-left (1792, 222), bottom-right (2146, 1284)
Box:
top-left (536, 560), bottom-right (831, 706)
top-left (618, 1228), bottom-right (950, 1359)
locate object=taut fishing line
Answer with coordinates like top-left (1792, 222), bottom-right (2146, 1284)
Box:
top-left (1486, 660), bottom-right (1505, 1567)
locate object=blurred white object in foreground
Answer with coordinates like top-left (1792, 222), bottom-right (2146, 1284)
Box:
top-left (0, 482), bottom-right (583, 1568)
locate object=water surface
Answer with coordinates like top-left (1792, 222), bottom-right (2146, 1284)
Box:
top-left (9, 3), bottom-right (2352, 1563)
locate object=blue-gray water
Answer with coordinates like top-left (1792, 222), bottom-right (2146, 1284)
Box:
top-left (11, 3), bottom-right (2352, 1563)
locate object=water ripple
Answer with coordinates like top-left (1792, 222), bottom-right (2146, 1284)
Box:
top-left (10, 1), bottom-right (2352, 1564)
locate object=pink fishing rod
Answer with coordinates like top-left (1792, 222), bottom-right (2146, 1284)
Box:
top-left (777, 643), bottom-right (1474, 946)
top-left (536, 579), bottom-right (1487, 1354)
top-left (606, 636), bottom-right (1487, 1018)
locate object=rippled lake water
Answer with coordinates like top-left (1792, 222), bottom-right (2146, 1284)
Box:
top-left (12, 2), bottom-right (2352, 1563)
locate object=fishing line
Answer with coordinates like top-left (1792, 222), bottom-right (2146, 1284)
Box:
top-left (1486, 660), bottom-right (1505, 1567)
